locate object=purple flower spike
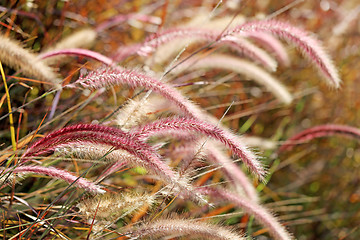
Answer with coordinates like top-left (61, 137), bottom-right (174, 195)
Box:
top-left (22, 124), bottom-right (203, 201)
top-left (132, 117), bottom-right (266, 180)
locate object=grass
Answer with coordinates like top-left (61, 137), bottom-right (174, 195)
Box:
top-left (1, 0), bottom-right (360, 239)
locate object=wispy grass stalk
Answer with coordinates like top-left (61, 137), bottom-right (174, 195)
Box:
top-left (78, 192), bottom-right (155, 231)
top-left (22, 124), bottom-right (176, 182)
top-left (115, 98), bottom-right (154, 130)
top-left (220, 36), bottom-right (278, 71)
top-left (115, 28), bottom-right (278, 69)
top-left (141, 28), bottom-right (278, 70)
top-left (55, 143), bottom-right (133, 182)
top-left (146, 13), bottom-right (246, 64)
top-left (97, 160), bottom-right (128, 182)
top-left (55, 143), bottom-right (133, 163)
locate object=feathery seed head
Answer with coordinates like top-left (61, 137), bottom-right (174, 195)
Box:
top-left (279, 124), bottom-right (360, 152)
top-left (78, 192), bottom-right (155, 234)
top-left (55, 143), bottom-right (134, 163)
top-left (1, 165), bottom-right (104, 194)
top-left (70, 67), bottom-right (206, 119)
top-left (126, 217), bottom-right (244, 240)
top-left (227, 20), bottom-right (341, 88)
top-left (116, 98), bottom-right (154, 130)
top-left (23, 124), bottom-right (204, 202)
top-left (201, 187), bottom-right (294, 240)
top-left (78, 192), bottom-right (155, 222)
top-left (0, 33), bottom-right (60, 87)
top-left (132, 117), bottom-right (266, 180)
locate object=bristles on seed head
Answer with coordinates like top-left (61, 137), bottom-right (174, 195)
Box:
top-left (78, 192), bottom-right (155, 222)
top-left (116, 98), bottom-right (154, 130)
top-left (126, 217), bottom-right (244, 240)
top-left (0, 34), bottom-right (60, 87)
top-left (228, 20), bottom-right (341, 88)
top-left (55, 143), bottom-right (134, 163)
top-left (132, 117), bottom-right (266, 180)
top-left (78, 192), bottom-right (155, 234)
top-left (2, 165), bottom-right (104, 194)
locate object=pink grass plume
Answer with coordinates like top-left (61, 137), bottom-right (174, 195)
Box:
top-left (131, 117), bottom-right (266, 181)
top-left (139, 28), bottom-right (277, 70)
top-left (69, 67), bottom-right (205, 119)
top-left (206, 145), bottom-right (259, 202)
top-left (22, 124), bottom-right (176, 183)
top-left (279, 124), bottom-right (360, 152)
top-left (9, 165), bottom-right (104, 193)
top-left (220, 35), bottom-right (277, 71)
top-left (22, 124), bottom-right (204, 202)
top-left (115, 28), bottom-right (277, 70)
top-left (39, 48), bottom-right (115, 66)
top-left (200, 187), bottom-right (293, 240)
top-left (70, 68), bottom-right (265, 180)
top-left (243, 32), bottom-right (290, 66)
top-left (226, 20), bottom-right (341, 88)
top-left (126, 218), bottom-right (244, 240)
